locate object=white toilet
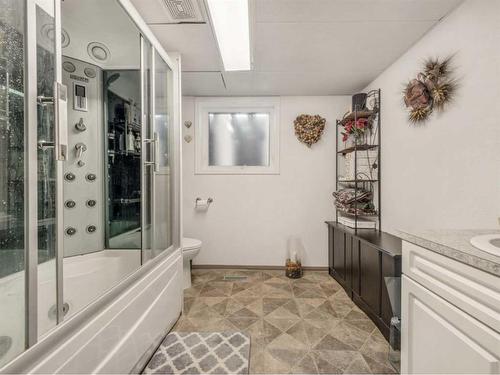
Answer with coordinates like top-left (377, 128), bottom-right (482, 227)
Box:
top-left (182, 237), bottom-right (202, 289)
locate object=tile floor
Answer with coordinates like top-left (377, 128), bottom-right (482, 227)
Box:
top-left (172, 269), bottom-right (398, 374)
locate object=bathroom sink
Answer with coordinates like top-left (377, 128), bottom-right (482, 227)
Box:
top-left (470, 234), bottom-right (500, 256)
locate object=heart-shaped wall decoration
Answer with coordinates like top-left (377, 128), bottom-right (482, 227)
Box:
top-left (293, 114), bottom-right (326, 147)
top-left (184, 135), bottom-right (192, 143)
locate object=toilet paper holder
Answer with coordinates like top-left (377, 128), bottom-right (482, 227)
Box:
top-left (195, 197), bottom-right (213, 208)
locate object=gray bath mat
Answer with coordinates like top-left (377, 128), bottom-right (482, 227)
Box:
top-left (144, 332), bottom-right (250, 374)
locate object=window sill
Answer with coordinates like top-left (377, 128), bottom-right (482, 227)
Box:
top-left (194, 166), bottom-right (280, 175)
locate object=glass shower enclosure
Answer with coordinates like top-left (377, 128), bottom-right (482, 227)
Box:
top-left (1, 0), bottom-right (61, 364)
top-left (0, 0), bottom-right (178, 368)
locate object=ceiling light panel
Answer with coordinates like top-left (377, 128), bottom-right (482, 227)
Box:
top-left (206, 0), bottom-right (251, 71)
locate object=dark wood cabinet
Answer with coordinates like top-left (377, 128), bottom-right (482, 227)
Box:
top-left (345, 234), bottom-right (353, 291)
top-left (359, 241), bottom-right (381, 315)
top-left (328, 225), bottom-right (334, 271)
top-left (381, 253), bottom-right (401, 326)
top-left (327, 222), bottom-right (401, 340)
top-left (333, 227), bottom-right (346, 280)
top-left (351, 238), bottom-right (360, 295)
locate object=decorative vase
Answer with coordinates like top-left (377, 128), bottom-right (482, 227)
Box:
top-left (352, 93), bottom-right (367, 111)
top-left (286, 259), bottom-right (303, 279)
top-left (285, 237), bottom-right (304, 279)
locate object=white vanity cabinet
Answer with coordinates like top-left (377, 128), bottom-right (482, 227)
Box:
top-left (401, 242), bottom-right (500, 374)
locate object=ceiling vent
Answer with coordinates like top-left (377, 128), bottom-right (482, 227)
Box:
top-left (162, 0), bottom-right (205, 23)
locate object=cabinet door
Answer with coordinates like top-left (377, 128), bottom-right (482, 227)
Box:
top-left (351, 238), bottom-right (360, 295)
top-left (402, 276), bottom-right (500, 374)
top-left (345, 234), bottom-right (352, 291)
top-left (328, 225), bottom-right (334, 272)
top-left (359, 242), bottom-right (381, 315)
top-left (381, 253), bottom-right (400, 326)
top-left (333, 227), bottom-right (346, 281)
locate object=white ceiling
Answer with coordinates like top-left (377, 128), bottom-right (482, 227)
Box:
top-left (130, 0), bottom-right (463, 96)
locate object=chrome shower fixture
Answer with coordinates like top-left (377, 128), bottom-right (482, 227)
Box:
top-left (75, 143), bottom-right (87, 159)
top-left (105, 72), bottom-right (120, 87)
top-left (86, 173), bottom-right (97, 182)
top-left (86, 225), bottom-right (97, 233)
top-left (75, 118), bottom-right (86, 132)
top-left (65, 200), bottom-right (76, 209)
top-left (86, 199), bottom-right (96, 208)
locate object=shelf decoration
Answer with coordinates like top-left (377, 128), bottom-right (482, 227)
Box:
top-left (403, 55), bottom-right (458, 123)
top-left (293, 114), bottom-right (326, 147)
top-left (332, 187), bottom-right (377, 217)
top-left (334, 90), bottom-right (381, 231)
top-left (339, 93), bottom-right (378, 144)
top-left (340, 117), bottom-right (370, 142)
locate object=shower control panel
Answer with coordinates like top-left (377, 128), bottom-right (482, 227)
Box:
top-left (73, 82), bottom-right (88, 112)
top-left (62, 56), bottom-right (103, 257)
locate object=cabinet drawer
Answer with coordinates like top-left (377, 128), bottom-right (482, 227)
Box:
top-left (402, 276), bottom-right (500, 374)
top-left (403, 241), bottom-right (500, 332)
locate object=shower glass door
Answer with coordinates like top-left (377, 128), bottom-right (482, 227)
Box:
top-left (142, 42), bottom-right (175, 263)
top-left (0, 0), bottom-right (62, 365)
top-left (0, 0), bottom-right (27, 366)
top-left (33, 0), bottom-right (58, 338)
top-left (152, 50), bottom-right (174, 256)
top-left (141, 37), bottom-right (154, 263)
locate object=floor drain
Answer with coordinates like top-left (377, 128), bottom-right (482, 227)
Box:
top-left (223, 275), bottom-right (248, 281)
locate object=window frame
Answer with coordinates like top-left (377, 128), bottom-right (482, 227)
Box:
top-left (195, 97), bottom-right (280, 175)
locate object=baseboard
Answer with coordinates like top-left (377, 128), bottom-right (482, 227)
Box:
top-left (192, 264), bottom-right (328, 271)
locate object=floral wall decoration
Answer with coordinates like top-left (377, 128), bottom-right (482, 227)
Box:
top-left (341, 117), bottom-right (371, 142)
top-left (403, 55), bottom-right (459, 123)
top-left (293, 114), bottom-right (326, 147)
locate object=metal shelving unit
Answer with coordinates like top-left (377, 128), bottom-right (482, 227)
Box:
top-left (335, 89), bottom-right (381, 232)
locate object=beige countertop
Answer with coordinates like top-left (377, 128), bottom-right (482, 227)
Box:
top-left (398, 229), bottom-right (500, 277)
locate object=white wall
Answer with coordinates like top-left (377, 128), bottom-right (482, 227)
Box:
top-left (364, 0), bottom-right (500, 235)
top-left (182, 0), bottom-right (500, 267)
top-left (182, 96), bottom-right (350, 267)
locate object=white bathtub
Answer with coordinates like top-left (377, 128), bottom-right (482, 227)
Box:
top-left (0, 250), bottom-right (140, 367)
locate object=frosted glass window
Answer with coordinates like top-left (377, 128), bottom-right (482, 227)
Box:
top-left (195, 97), bottom-right (279, 174)
top-left (208, 113), bottom-right (270, 167)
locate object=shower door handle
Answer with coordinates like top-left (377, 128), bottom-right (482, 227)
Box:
top-left (144, 134), bottom-right (159, 172)
top-left (37, 141), bottom-right (55, 151)
top-left (143, 138), bottom-right (154, 168)
top-left (53, 82), bottom-right (68, 161)
top-left (153, 132), bottom-right (159, 172)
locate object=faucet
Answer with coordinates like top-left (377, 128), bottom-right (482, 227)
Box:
top-left (75, 143), bottom-right (87, 166)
